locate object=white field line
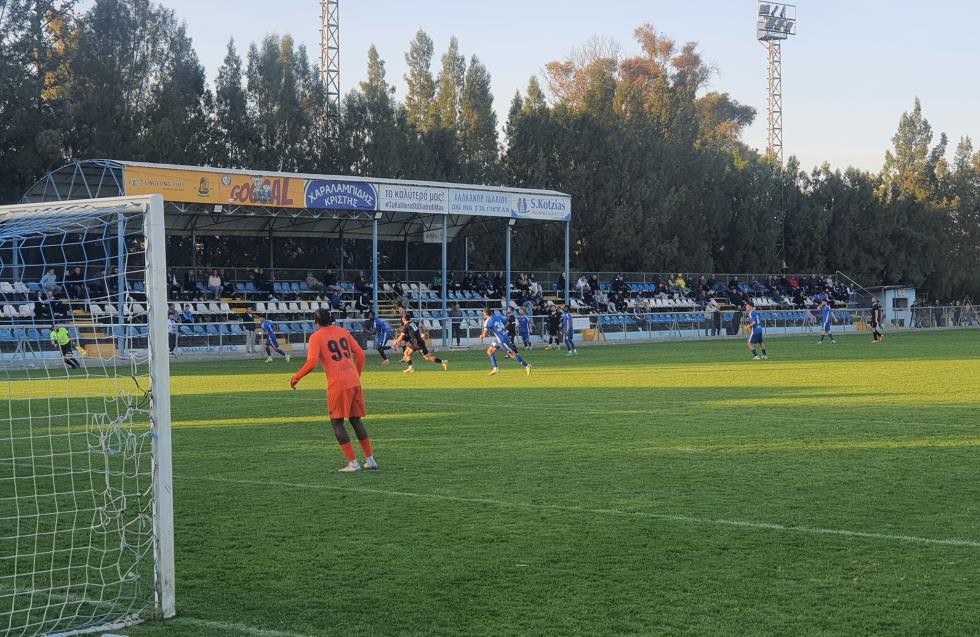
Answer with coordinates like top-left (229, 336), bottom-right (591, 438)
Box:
top-left (0, 585), bottom-right (311, 637)
top-left (184, 474), bottom-right (980, 550)
top-left (175, 617), bottom-right (312, 637)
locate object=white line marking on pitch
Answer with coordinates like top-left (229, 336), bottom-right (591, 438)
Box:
top-left (176, 617), bottom-right (312, 637)
top-left (183, 474), bottom-right (980, 549)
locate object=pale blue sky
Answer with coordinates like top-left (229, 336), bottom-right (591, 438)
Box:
top-left (161, 0), bottom-right (978, 172)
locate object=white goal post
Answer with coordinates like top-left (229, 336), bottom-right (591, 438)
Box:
top-left (0, 195), bottom-right (174, 635)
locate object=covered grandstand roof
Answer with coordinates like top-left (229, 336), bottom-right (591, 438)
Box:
top-left (20, 160), bottom-right (572, 240)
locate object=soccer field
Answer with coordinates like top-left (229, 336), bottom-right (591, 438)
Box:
top-left (38, 331), bottom-right (980, 635)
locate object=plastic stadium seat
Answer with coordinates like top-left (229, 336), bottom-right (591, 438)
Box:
top-left (205, 324), bottom-right (219, 336)
top-left (256, 302), bottom-right (268, 314)
top-left (245, 282), bottom-right (257, 293)
top-left (0, 282), bottom-right (14, 294)
top-left (179, 325), bottom-right (193, 336)
top-left (192, 325), bottom-right (207, 336)
top-left (229, 323), bottom-right (244, 335)
top-left (273, 282), bottom-right (284, 293)
top-left (289, 282), bottom-right (301, 292)
top-left (0, 329), bottom-right (16, 343)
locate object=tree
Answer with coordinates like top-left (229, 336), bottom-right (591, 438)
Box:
top-left (460, 55), bottom-right (498, 182)
top-left (403, 29), bottom-right (435, 131)
top-left (881, 97), bottom-right (943, 202)
top-left (213, 39), bottom-right (253, 167)
top-left (433, 36), bottom-right (466, 130)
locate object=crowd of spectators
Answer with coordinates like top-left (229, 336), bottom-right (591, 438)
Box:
top-left (564, 272), bottom-right (861, 314)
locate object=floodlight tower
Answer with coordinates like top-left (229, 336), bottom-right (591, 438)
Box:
top-left (757, 2), bottom-right (797, 166)
top-left (321, 0), bottom-right (340, 116)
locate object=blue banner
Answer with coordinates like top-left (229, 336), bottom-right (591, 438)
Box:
top-left (305, 180), bottom-right (377, 210)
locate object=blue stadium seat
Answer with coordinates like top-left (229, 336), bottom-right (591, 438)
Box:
top-left (179, 325), bottom-right (193, 336)
top-left (245, 282), bottom-right (257, 293)
top-left (192, 325), bottom-right (206, 336)
top-left (0, 329), bottom-right (16, 342)
top-left (229, 323), bottom-right (244, 335)
top-left (273, 282), bottom-right (284, 293)
top-left (205, 324), bottom-right (219, 336)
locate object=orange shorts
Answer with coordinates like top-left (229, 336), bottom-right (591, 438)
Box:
top-left (328, 385), bottom-right (367, 420)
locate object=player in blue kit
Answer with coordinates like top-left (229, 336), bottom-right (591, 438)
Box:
top-left (562, 306), bottom-right (578, 355)
top-left (261, 317), bottom-right (291, 362)
top-left (481, 308), bottom-right (531, 376)
top-left (366, 310), bottom-right (393, 365)
top-left (744, 302), bottom-right (767, 360)
top-left (817, 299), bottom-right (837, 344)
top-left (516, 308), bottom-right (533, 350)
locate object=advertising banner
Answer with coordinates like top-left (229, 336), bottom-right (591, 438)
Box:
top-left (125, 166), bottom-right (221, 204)
top-left (220, 174), bottom-right (305, 208)
top-left (376, 184), bottom-right (447, 214)
top-left (511, 194), bottom-right (572, 221)
top-left (448, 188), bottom-right (514, 218)
top-left (304, 180), bottom-right (377, 210)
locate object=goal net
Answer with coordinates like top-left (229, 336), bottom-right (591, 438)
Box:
top-left (0, 195), bottom-right (174, 635)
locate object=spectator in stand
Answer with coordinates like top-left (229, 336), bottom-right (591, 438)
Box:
top-left (593, 288), bottom-right (607, 311)
top-left (180, 305), bottom-right (195, 324)
top-left (576, 275), bottom-right (591, 297)
top-left (183, 269), bottom-right (196, 294)
top-left (675, 273), bottom-right (686, 292)
top-left (588, 274), bottom-right (599, 293)
top-left (306, 271), bottom-right (325, 292)
top-left (729, 277), bottom-right (740, 292)
top-left (557, 272), bottom-right (566, 295)
top-left (461, 273), bottom-right (473, 292)
top-left (166, 269), bottom-right (181, 299)
top-left (48, 295), bottom-right (69, 318)
top-left (65, 266), bottom-right (86, 299)
top-left (431, 272), bottom-right (442, 290)
top-left (354, 294), bottom-right (370, 315)
top-left (698, 275), bottom-right (709, 293)
top-left (40, 268), bottom-right (62, 295)
top-left (355, 271), bottom-right (372, 294)
top-left (207, 270), bottom-right (223, 299)
top-left (33, 290), bottom-right (53, 322)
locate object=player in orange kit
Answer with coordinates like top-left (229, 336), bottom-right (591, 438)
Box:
top-left (290, 308), bottom-right (377, 472)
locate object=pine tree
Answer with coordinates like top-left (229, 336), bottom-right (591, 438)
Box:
top-left (403, 29), bottom-right (435, 131)
top-left (460, 55), bottom-right (498, 182)
top-left (433, 36), bottom-right (466, 130)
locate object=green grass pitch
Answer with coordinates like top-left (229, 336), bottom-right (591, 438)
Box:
top-left (17, 330), bottom-right (980, 635)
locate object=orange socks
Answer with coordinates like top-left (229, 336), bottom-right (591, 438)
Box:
top-left (339, 442), bottom-right (356, 462)
top-left (358, 438), bottom-right (373, 458)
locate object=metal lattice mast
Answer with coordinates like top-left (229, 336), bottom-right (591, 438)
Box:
top-left (757, 2), bottom-right (797, 167)
top-left (321, 0), bottom-right (340, 116)
top-left (765, 41), bottom-right (783, 165)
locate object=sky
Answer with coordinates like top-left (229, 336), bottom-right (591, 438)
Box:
top-left (159, 0), bottom-right (980, 172)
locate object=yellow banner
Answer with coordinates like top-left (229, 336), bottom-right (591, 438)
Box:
top-left (219, 174), bottom-right (305, 208)
top-left (125, 166), bottom-right (221, 203)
